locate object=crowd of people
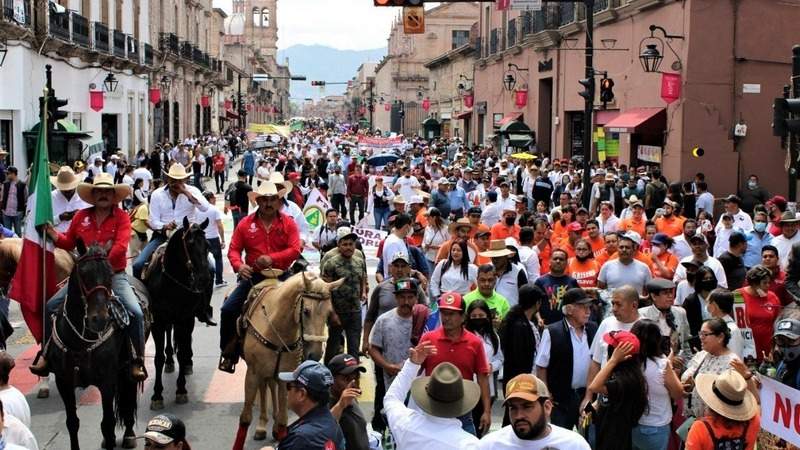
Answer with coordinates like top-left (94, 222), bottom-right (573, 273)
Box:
top-left (0, 121), bottom-right (799, 450)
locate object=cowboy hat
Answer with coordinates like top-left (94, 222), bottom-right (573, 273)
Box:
top-left (480, 239), bottom-right (515, 258)
top-left (410, 362), bottom-right (481, 419)
top-left (50, 166), bottom-right (85, 191)
top-left (76, 173), bottom-right (131, 205)
top-left (448, 217), bottom-right (475, 233)
top-left (268, 172), bottom-right (293, 196)
top-left (247, 181), bottom-right (286, 204)
top-left (779, 211), bottom-right (800, 224)
top-left (695, 370), bottom-right (757, 421)
top-left (163, 163), bottom-right (191, 180)
top-left (626, 195), bottom-right (643, 208)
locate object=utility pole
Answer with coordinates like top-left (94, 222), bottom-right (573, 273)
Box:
top-left (792, 46), bottom-right (800, 201)
top-left (237, 74), bottom-right (244, 129)
top-left (369, 79), bottom-right (375, 133)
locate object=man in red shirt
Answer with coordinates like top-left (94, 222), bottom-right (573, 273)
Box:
top-left (419, 292), bottom-right (491, 436)
top-left (31, 174), bottom-right (145, 380)
top-left (211, 149), bottom-right (226, 194)
top-left (219, 181), bottom-right (302, 373)
top-left (346, 165), bottom-right (369, 225)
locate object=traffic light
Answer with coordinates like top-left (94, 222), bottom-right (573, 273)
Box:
top-left (600, 77), bottom-right (615, 105)
top-left (46, 93), bottom-right (68, 131)
top-left (578, 78), bottom-right (593, 101)
top-left (772, 97), bottom-right (800, 137)
top-left (311, 81), bottom-right (326, 87)
top-left (374, 0), bottom-right (423, 6)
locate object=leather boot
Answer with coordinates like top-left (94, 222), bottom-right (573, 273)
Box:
top-left (29, 352), bottom-right (49, 377)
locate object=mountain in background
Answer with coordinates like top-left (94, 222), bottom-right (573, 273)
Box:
top-left (277, 44), bottom-right (387, 102)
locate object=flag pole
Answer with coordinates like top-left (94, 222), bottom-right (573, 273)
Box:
top-left (39, 88), bottom-right (48, 347)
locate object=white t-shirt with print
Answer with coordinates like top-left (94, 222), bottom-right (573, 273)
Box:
top-left (475, 423), bottom-right (590, 449)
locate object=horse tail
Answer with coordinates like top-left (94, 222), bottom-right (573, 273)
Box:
top-left (114, 363), bottom-right (140, 429)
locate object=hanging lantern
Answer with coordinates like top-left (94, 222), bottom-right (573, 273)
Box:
top-left (514, 89), bottom-right (528, 108)
top-left (224, 99), bottom-right (232, 110)
top-left (200, 96), bottom-right (210, 108)
top-left (422, 97), bottom-right (430, 112)
top-left (149, 87), bottom-right (161, 104)
top-left (463, 93), bottom-right (474, 108)
top-left (384, 103), bottom-right (391, 111)
top-left (89, 90), bottom-right (104, 112)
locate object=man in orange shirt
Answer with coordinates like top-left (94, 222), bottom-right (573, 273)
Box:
top-left (655, 199), bottom-right (685, 237)
top-left (595, 232), bottom-right (619, 266)
top-left (473, 230), bottom-right (492, 265)
top-left (567, 239), bottom-right (601, 288)
top-left (619, 197), bottom-right (647, 237)
top-left (466, 206), bottom-right (490, 239)
top-left (490, 208), bottom-right (521, 242)
top-left (585, 220), bottom-right (605, 254)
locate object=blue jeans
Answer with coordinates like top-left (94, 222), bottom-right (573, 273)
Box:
top-left (132, 232), bottom-right (168, 279)
top-left (457, 411), bottom-right (477, 436)
top-left (207, 237), bottom-right (224, 284)
top-left (373, 207), bottom-right (389, 231)
top-left (219, 273), bottom-right (265, 355)
top-left (45, 273), bottom-right (145, 355)
top-left (632, 424), bottom-right (670, 450)
top-left (2, 215), bottom-right (20, 236)
top-left (232, 210), bottom-right (243, 230)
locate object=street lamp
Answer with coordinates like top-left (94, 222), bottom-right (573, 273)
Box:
top-left (639, 25), bottom-right (685, 73)
top-left (639, 44), bottom-right (662, 73)
top-left (503, 72), bottom-right (516, 92)
top-left (103, 73), bottom-right (119, 92)
top-left (160, 75), bottom-right (172, 94)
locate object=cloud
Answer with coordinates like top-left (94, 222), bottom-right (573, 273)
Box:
top-left (212, 0), bottom-right (440, 50)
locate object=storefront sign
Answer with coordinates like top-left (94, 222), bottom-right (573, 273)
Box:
top-left (743, 83), bottom-right (761, 94)
top-left (637, 145), bottom-right (662, 164)
top-left (760, 377), bottom-right (800, 447)
top-left (660, 72), bottom-right (681, 104)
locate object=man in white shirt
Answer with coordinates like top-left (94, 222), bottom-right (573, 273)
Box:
top-left (88, 158), bottom-right (104, 178)
top-left (771, 211), bottom-right (800, 269)
top-left (393, 166), bottom-right (420, 200)
top-left (695, 181), bottom-right (713, 218)
top-left (132, 160), bottom-right (153, 192)
top-left (50, 166), bottom-right (90, 233)
top-left (382, 214), bottom-right (413, 278)
top-left (132, 163), bottom-right (210, 279)
top-left (197, 191), bottom-right (226, 290)
top-left (673, 233), bottom-right (729, 288)
top-left (671, 219), bottom-right (697, 261)
top-left (715, 195), bottom-right (753, 233)
top-left (384, 341), bottom-right (480, 450)
top-left (476, 373), bottom-right (590, 449)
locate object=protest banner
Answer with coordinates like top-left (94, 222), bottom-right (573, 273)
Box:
top-left (760, 377), bottom-right (800, 447)
top-left (732, 291), bottom-right (758, 360)
top-left (357, 135), bottom-right (403, 153)
top-left (353, 226), bottom-right (387, 260)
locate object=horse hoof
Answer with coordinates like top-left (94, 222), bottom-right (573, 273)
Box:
top-left (164, 363), bottom-right (175, 373)
top-left (175, 393), bottom-right (189, 404)
top-left (150, 399), bottom-right (164, 410)
top-left (122, 436), bottom-right (137, 448)
top-left (253, 430), bottom-right (267, 441)
top-left (37, 387), bottom-right (49, 399)
top-left (183, 366), bottom-right (193, 376)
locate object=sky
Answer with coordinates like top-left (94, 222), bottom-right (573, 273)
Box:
top-left (211, 0), bottom-right (440, 51)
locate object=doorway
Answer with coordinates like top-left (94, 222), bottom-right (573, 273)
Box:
top-left (101, 114), bottom-right (119, 151)
top-left (567, 111), bottom-right (585, 159)
top-left (538, 78), bottom-right (553, 156)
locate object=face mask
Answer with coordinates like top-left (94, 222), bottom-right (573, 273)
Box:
top-left (405, 174), bottom-right (410, 178)
top-left (467, 318), bottom-right (490, 332)
top-left (697, 279), bottom-right (717, 292)
top-left (651, 246), bottom-right (662, 256)
top-left (779, 345), bottom-right (800, 362)
top-left (754, 222), bottom-right (767, 232)
top-left (748, 181), bottom-right (757, 189)
top-left (505, 217), bottom-right (516, 226)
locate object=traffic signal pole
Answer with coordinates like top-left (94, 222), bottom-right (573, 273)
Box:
top-left (791, 46), bottom-right (800, 201)
top-left (582, 0), bottom-right (594, 209)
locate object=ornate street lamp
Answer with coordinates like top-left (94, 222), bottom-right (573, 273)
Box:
top-left (103, 73), bottom-right (119, 92)
top-left (160, 75), bottom-right (172, 94)
top-left (639, 25), bottom-right (685, 73)
top-left (504, 63), bottom-right (528, 92)
top-left (639, 44), bottom-right (662, 73)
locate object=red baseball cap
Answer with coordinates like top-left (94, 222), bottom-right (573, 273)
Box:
top-left (602, 330), bottom-right (640, 355)
top-left (438, 292), bottom-right (465, 312)
top-left (567, 222), bottom-right (584, 232)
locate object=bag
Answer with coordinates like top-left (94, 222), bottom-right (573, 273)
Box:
top-left (700, 418), bottom-right (749, 450)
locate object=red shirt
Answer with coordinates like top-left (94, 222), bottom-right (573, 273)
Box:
top-left (769, 270), bottom-right (792, 306)
top-left (55, 207), bottom-right (131, 273)
top-left (228, 212), bottom-right (301, 273)
top-left (346, 174), bottom-right (369, 196)
top-left (420, 326), bottom-right (490, 379)
top-left (737, 288), bottom-right (782, 361)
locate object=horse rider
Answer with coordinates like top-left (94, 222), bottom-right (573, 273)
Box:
top-left (30, 173), bottom-right (147, 381)
top-left (50, 166), bottom-right (90, 233)
top-left (131, 163), bottom-right (210, 281)
top-left (218, 180), bottom-right (302, 373)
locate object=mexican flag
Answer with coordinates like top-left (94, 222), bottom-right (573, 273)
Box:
top-left (8, 116), bottom-right (56, 343)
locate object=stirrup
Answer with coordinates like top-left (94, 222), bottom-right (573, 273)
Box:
top-left (29, 351), bottom-right (49, 377)
top-left (218, 356), bottom-right (236, 374)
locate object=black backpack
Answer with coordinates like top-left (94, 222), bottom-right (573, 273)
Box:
top-left (650, 181), bottom-right (667, 208)
top-left (700, 419), bottom-right (749, 450)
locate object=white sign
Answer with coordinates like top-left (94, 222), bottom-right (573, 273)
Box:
top-left (760, 377), bottom-right (800, 447)
top-left (637, 145), bottom-right (662, 164)
top-left (742, 83), bottom-right (761, 94)
top-left (511, 0), bottom-right (542, 10)
top-left (13, 0), bottom-right (26, 23)
top-left (353, 227), bottom-right (387, 252)
top-left (732, 293), bottom-right (757, 361)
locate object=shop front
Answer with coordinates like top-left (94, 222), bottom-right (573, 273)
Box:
top-left (603, 107), bottom-right (666, 168)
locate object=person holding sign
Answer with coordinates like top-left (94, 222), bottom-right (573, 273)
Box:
top-left (735, 266), bottom-right (782, 362)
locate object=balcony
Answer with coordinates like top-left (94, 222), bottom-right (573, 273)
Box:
top-left (112, 30), bottom-right (126, 58)
top-left (192, 47), bottom-right (202, 65)
top-left (180, 41), bottom-right (192, 60)
top-left (48, 10), bottom-right (70, 41)
top-left (532, 5), bottom-right (561, 33)
top-left (507, 18), bottom-right (517, 48)
top-left (202, 52), bottom-right (209, 68)
top-left (159, 32), bottom-right (178, 54)
top-left (3, 0), bottom-right (32, 28)
top-left (143, 43), bottom-right (153, 65)
top-left (559, 2), bottom-right (575, 26)
top-left (127, 36), bottom-right (138, 63)
top-left (71, 12), bottom-right (90, 48)
top-left (93, 22), bottom-right (109, 52)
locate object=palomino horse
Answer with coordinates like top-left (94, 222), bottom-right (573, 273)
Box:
top-left (48, 241), bottom-right (143, 450)
top-left (232, 271), bottom-right (343, 450)
top-left (145, 217), bottom-right (211, 409)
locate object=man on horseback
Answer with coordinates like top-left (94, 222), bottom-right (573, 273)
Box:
top-left (219, 180), bottom-right (302, 373)
top-left (30, 173), bottom-right (147, 381)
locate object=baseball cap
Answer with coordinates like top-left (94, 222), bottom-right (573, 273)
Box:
top-left (646, 278), bottom-right (676, 293)
top-left (621, 230), bottom-right (642, 246)
top-left (141, 414), bottom-right (187, 445)
top-left (651, 233), bottom-right (671, 246)
top-left (278, 360), bottom-right (334, 394)
top-left (567, 221), bottom-right (584, 232)
top-left (689, 233), bottom-right (708, 245)
top-left (438, 291), bottom-right (465, 312)
top-left (336, 226), bottom-right (358, 242)
top-left (394, 277), bottom-right (418, 293)
top-left (326, 354), bottom-right (367, 376)
top-left (390, 251), bottom-right (410, 265)
top-left (561, 288), bottom-right (596, 306)
top-left (774, 318), bottom-right (800, 340)
top-left (502, 374), bottom-right (550, 405)
top-left (467, 206), bottom-right (482, 216)
top-left (603, 330), bottom-right (641, 355)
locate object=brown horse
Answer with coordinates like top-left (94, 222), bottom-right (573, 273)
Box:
top-left (231, 271), bottom-right (343, 450)
top-left (0, 237), bottom-right (74, 289)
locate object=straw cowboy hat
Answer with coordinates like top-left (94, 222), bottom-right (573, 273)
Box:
top-left (694, 370), bottom-right (757, 422)
top-left (480, 239), bottom-right (515, 258)
top-left (779, 210), bottom-right (800, 224)
top-left (50, 166), bottom-right (85, 191)
top-left (76, 173), bottom-right (131, 205)
top-left (448, 217), bottom-right (475, 233)
top-left (268, 172), bottom-right (293, 197)
top-left (626, 195), bottom-right (643, 208)
top-left (410, 362), bottom-right (480, 418)
top-left (163, 163), bottom-right (191, 180)
top-left (247, 181), bottom-right (287, 204)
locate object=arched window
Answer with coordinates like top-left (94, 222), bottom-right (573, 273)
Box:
top-left (261, 8), bottom-right (269, 28)
top-left (252, 7), bottom-right (260, 27)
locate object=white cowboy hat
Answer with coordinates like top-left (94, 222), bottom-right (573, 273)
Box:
top-left (76, 173), bottom-right (131, 205)
top-left (247, 181), bottom-right (287, 204)
top-left (50, 166), bottom-right (85, 191)
top-left (268, 172), bottom-right (293, 198)
top-left (163, 163), bottom-right (191, 180)
top-left (695, 370), bottom-right (757, 422)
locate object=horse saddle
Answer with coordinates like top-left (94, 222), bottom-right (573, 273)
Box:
top-left (141, 243), bottom-right (169, 281)
top-left (235, 279), bottom-right (282, 338)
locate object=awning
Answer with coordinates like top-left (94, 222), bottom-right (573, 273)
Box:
top-left (603, 108), bottom-right (665, 133)
top-left (454, 110), bottom-right (472, 120)
top-left (500, 119), bottom-right (531, 134)
top-left (594, 110), bottom-right (620, 125)
top-left (422, 117), bottom-right (440, 126)
top-left (80, 136), bottom-right (104, 159)
top-left (496, 112), bottom-right (523, 127)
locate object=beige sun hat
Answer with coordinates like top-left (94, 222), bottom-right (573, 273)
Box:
top-left (247, 181), bottom-right (287, 204)
top-left (479, 239), bottom-right (515, 258)
top-left (163, 163), bottom-right (191, 180)
top-left (50, 166), bottom-right (86, 191)
top-left (76, 173), bottom-right (131, 205)
top-left (268, 172), bottom-right (293, 197)
top-left (694, 370), bottom-right (758, 422)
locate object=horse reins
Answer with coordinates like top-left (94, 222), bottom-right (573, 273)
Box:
top-left (161, 226), bottom-right (205, 294)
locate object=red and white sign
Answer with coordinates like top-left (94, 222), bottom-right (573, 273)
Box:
top-left (89, 90), bottom-right (104, 112)
top-left (515, 89), bottom-right (528, 108)
top-left (732, 292), bottom-right (757, 360)
top-left (760, 377), bottom-right (800, 447)
top-left (660, 72), bottom-right (681, 105)
top-left (463, 93), bottom-right (474, 108)
top-left (422, 98), bottom-right (430, 111)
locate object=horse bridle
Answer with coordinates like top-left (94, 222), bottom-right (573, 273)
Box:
top-left (59, 252), bottom-right (116, 348)
top-left (161, 225), bottom-right (205, 294)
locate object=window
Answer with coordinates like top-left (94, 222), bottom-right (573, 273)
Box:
top-left (261, 8), bottom-right (269, 28)
top-left (252, 7), bottom-right (260, 27)
top-left (452, 30), bottom-right (469, 49)
top-left (71, 112), bottom-right (82, 131)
